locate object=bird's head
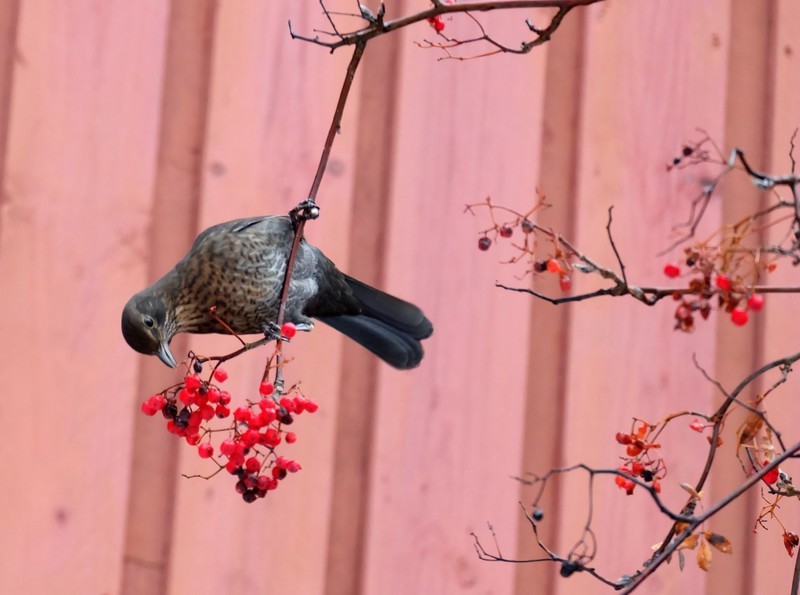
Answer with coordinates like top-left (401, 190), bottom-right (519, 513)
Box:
top-left (121, 293), bottom-right (177, 368)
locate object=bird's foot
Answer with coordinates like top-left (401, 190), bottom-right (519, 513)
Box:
top-left (262, 320), bottom-right (314, 342)
top-left (290, 199), bottom-right (320, 226)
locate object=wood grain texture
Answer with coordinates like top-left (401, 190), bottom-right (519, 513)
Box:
top-left (0, 1), bottom-right (168, 593)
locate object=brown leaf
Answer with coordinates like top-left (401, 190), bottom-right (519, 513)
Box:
top-left (784, 532), bottom-right (799, 558)
top-left (677, 533), bottom-right (699, 551)
top-left (706, 435), bottom-right (724, 447)
top-left (736, 411), bottom-right (764, 455)
top-left (678, 550), bottom-right (686, 571)
top-left (704, 531), bottom-right (733, 554)
top-left (697, 538), bottom-right (712, 571)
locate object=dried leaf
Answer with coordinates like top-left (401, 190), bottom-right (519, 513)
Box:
top-left (706, 435), bottom-right (724, 447)
top-left (736, 411), bottom-right (764, 455)
top-left (678, 550), bottom-right (686, 571)
top-left (784, 532), bottom-right (799, 558)
top-left (680, 483), bottom-right (703, 500)
top-left (697, 538), bottom-right (712, 571)
top-left (677, 533), bottom-right (700, 551)
top-left (674, 522), bottom-right (689, 535)
top-left (704, 531), bottom-right (733, 554)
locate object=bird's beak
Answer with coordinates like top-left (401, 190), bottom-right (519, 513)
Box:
top-left (156, 341), bottom-right (177, 368)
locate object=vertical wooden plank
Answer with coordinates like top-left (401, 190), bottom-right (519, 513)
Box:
top-left (164, 3), bottom-right (361, 594)
top-left (324, 28), bottom-right (404, 595)
top-left (514, 7), bottom-right (584, 594)
top-left (751, 0), bottom-right (800, 591)
top-left (363, 10), bottom-right (548, 594)
top-left (120, 1), bottom-right (217, 593)
top-left (0, 0), bottom-right (20, 238)
top-left (557, 1), bottom-right (728, 592)
top-left (707, 1), bottom-right (774, 593)
top-left (0, 1), bottom-right (168, 593)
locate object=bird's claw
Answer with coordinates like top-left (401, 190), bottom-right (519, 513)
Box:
top-left (262, 321), bottom-right (287, 343)
top-left (290, 199), bottom-right (320, 226)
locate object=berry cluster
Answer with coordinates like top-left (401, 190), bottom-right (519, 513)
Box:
top-left (469, 196), bottom-right (573, 290)
top-left (140, 324), bottom-right (319, 503)
top-left (614, 421), bottom-right (664, 495)
top-left (664, 247), bottom-right (771, 331)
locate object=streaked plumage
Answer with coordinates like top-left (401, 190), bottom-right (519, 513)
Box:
top-left (122, 215), bottom-right (432, 369)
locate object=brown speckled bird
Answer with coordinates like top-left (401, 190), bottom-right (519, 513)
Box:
top-left (121, 215), bottom-right (432, 369)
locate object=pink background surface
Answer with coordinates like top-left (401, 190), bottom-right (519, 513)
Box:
top-left (0, 1), bottom-right (798, 594)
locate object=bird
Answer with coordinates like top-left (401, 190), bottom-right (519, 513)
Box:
top-left (121, 215), bottom-right (433, 369)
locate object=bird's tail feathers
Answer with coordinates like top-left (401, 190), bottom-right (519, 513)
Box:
top-left (316, 276), bottom-right (432, 369)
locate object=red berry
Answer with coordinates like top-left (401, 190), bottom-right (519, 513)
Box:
top-left (259, 398), bottom-right (276, 411)
top-left (286, 461), bottom-right (302, 473)
top-left (198, 443), bottom-right (214, 458)
top-left (731, 307), bottom-right (748, 326)
top-left (259, 409), bottom-right (276, 425)
top-left (185, 433), bottom-right (201, 446)
top-left (747, 294), bottom-right (764, 311)
top-left (716, 274), bottom-right (732, 291)
top-left (178, 388), bottom-right (195, 406)
top-left (285, 432), bottom-right (297, 444)
top-left (141, 401), bottom-right (157, 416)
top-left (546, 259), bottom-right (563, 274)
top-left (233, 407), bottom-right (251, 423)
top-left (241, 429), bottom-right (260, 448)
top-left (478, 237), bottom-right (492, 251)
top-left (262, 429), bottom-right (281, 447)
top-left (280, 322), bottom-right (297, 339)
top-left (302, 399), bottom-right (319, 413)
top-left (663, 263), bottom-right (681, 278)
top-left (148, 395), bottom-right (167, 411)
top-left (220, 439), bottom-right (237, 457)
top-left (631, 462), bottom-right (644, 476)
top-left (615, 432), bottom-right (632, 445)
top-left (184, 375), bottom-right (202, 391)
top-left (219, 390), bottom-right (232, 406)
top-left (259, 382), bottom-right (275, 396)
top-left (207, 387), bottom-right (221, 404)
top-left (225, 460), bottom-right (240, 474)
top-left (200, 404), bottom-right (215, 421)
top-left (215, 405), bottom-right (230, 418)
top-left (245, 457), bottom-right (261, 473)
top-left (763, 463), bottom-right (779, 485)
top-left (499, 225), bottom-right (513, 238)
top-left (279, 397), bottom-right (296, 413)
top-left (275, 456), bottom-right (289, 469)
top-left (213, 368), bottom-right (228, 383)
top-left (559, 275), bottom-right (571, 292)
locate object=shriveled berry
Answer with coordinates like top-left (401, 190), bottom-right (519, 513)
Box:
top-left (663, 263), bottom-right (680, 278)
top-left (731, 307), bottom-right (748, 326)
top-left (532, 508), bottom-right (544, 521)
top-left (478, 237), bottom-right (492, 251)
top-left (219, 390), bottom-right (232, 406)
top-left (533, 260), bottom-right (547, 273)
top-left (193, 361), bottom-right (203, 374)
top-left (559, 275), bottom-right (571, 292)
top-left (499, 225), bottom-right (513, 238)
top-left (747, 294), bottom-right (764, 311)
top-left (615, 432), bottom-right (632, 445)
top-left (213, 368), bottom-right (228, 383)
top-left (198, 443), bottom-right (214, 458)
top-left (521, 219), bottom-right (534, 234)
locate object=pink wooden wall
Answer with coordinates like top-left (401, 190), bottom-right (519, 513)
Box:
top-left (0, 1), bottom-right (797, 594)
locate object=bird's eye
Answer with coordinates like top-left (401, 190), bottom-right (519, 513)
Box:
top-left (143, 316), bottom-right (155, 328)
